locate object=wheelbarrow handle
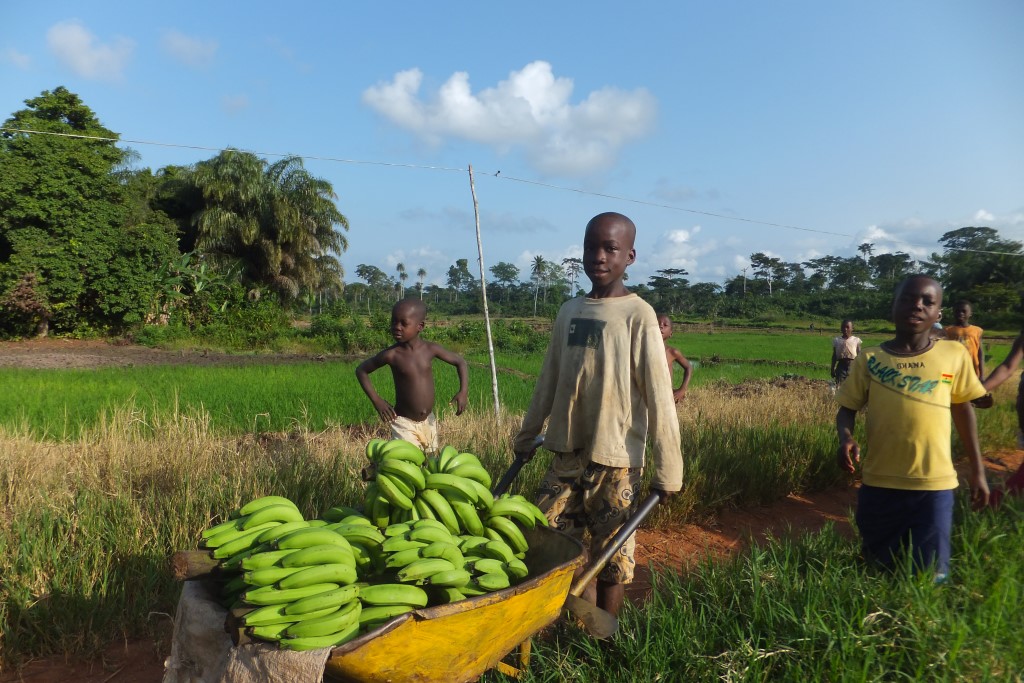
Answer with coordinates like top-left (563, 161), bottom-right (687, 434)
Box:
top-left (492, 435), bottom-right (544, 496)
top-left (569, 489), bottom-right (665, 597)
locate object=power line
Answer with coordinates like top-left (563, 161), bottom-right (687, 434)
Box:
top-left (3, 126), bottom-right (1022, 258)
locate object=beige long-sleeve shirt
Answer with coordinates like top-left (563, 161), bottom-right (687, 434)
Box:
top-left (513, 294), bottom-right (684, 492)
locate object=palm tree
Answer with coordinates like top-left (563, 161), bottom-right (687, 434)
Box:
top-left (531, 255), bottom-right (546, 316)
top-left (417, 267), bottom-right (427, 299)
top-left (396, 262), bottom-right (407, 299)
top-left (189, 150), bottom-right (349, 301)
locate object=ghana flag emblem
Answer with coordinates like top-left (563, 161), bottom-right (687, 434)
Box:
top-left (941, 373), bottom-right (954, 384)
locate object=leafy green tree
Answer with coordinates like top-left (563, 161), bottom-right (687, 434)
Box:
top-left (936, 227), bottom-right (1024, 305)
top-left (187, 150), bottom-right (349, 301)
top-left (0, 87), bottom-right (178, 335)
top-left (489, 261), bottom-right (520, 302)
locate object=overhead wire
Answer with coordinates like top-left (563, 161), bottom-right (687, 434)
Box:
top-left (2, 126), bottom-right (1021, 259)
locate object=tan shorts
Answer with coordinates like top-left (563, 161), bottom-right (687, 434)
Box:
top-left (389, 413), bottom-right (438, 454)
top-left (534, 451), bottom-right (643, 584)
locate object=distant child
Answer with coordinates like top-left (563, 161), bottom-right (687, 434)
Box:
top-left (830, 319), bottom-right (862, 386)
top-left (945, 300), bottom-right (985, 379)
top-left (356, 298), bottom-right (469, 454)
top-left (980, 328), bottom-right (1024, 494)
top-left (513, 212), bottom-right (683, 618)
top-left (657, 313), bottom-right (693, 402)
top-left (836, 275), bottom-right (989, 581)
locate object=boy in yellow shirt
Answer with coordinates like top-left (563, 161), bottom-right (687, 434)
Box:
top-left (836, 275), bottom-right (988, 580)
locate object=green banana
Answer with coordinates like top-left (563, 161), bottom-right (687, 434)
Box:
top-left (255, 520), bottom-right (311, 544)
top-left (437, 445), bottom-right (460, 471)
top-left (407, 525), bottom-right (455, 545)
top-left (381, 536), bottom-right (428, 553)
top-left (322, 506), bottom-right (363, 523)
top-left (417, 489), bottom-right (460, 535)
top-left (440, 448), bottom-right (478, 472)
top-left (204, 520), bottom-right (275, 549)
top-left (243, 582), bottom-right (340, 606)
top-left (383, 522), bottom-right (412, 538)
top-left (242, 504), bottom-right (305, 529)
top-left (376, 472), bottom-right (415, 510)
top-left (424, 473), bottom-right (478, 504)
top-left (201, 516), bottom-right (248, 540)
top-left (429, 586), bottom-right (467, 604)
top-left (278, 622), bottom-right (360, 651)
top-left (239, 495), bottom-right (299, 517)
top-left (337, 514), bottom-right (374, 527)
top-left (222, 573), bottom-right (248, 596)
top-left (329, 523), bottom-right (385, 546)
top-left (280, 543), bottom-right (355, 568)
top-left (275, 528), bottom-right (351, 550)
top-left (475, 572), bottom-right (511, 591)
top-left (380, 468), bottom-right (416, 500)
top-left (450, 496), bottom-right (485, 537)
top-left (247, 621), bottom-right (293, 641)
top-left (465, 480), bottom-right (495, 510)
top-left (423, 568), bottom-right (471, 588)
top-left (383, 547), bottom-right (425, 569)
top-left (487, 498), bottom-right (538, 528)
top-left (358, 604), bottom-right (415, 628)
top-left (358, 583), bottom-right (429, 607)
top-left (466, 557), bottom-right (507, 575)
top-left (240, 549), bottom-right (298, 571)
top-left (369, 489), bottom-right (392, 529)
top-left (378, 439), bottom-right (427, 466)
top-left (220, 542), bottom-right (272, 571)
top-left (243, 565), bottom-right (304, 586)
top-left (212, 523), bottom-right (281, 559)
top-left (413, 496), bottom-right (437, 522)
top-left (446, 463), bottom-right (492, 489)
top-left (365, 438), bottom-right (388, 462)
top-left (458, 535), bottom-right (489, 551)
top-left (420, 541), bottom-right (464, 567)
top-left (505, 558), bottom-right (529, 580)
top-left (285, 600), bottom-right (361, 639)
top-left (486, 515), bottom-right (530, 554)
top-left (510, 494), bottom-right (550, 527)
top-left (411, 518), bottom-right (448, 533)
top-left (459, 583), bottom-right (488, 597)
top-left (278, 563), bottom-right (357, 589)
top-left (378, 458), bottom-right (426, 491)
top-left (482, 539), bottom-right (517, 564)
top-left (396, 558), bottom-right (457, 583)
top-left (244, 602), bottom-right (340, 627)
top-left (285, 584), bottom-right (362, 615)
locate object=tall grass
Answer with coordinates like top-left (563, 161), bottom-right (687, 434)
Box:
top-left (493, 497), bottom-right (1024, 682)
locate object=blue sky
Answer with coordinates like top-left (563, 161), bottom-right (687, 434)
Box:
top-left (3, 2), bottom-right (1023, 288)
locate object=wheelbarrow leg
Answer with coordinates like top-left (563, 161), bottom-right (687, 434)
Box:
top-left (493, 638), bottom-right (532, 679)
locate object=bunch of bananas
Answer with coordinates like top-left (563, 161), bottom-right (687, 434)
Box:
top-left (196, 440), bottom-right (550, 652)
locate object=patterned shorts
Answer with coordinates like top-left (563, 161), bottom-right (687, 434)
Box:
top-left (534, 451), bottom-right (643, 584)
top-left (389, 413), bottom-right (438, 454)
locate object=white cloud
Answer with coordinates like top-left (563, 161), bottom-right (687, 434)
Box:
top-left (362, 61), bottom-right (656, 177)
top-left (161, 29), bottom-right (217, 68)
top-left (973, 209), bottom-right (995, 223)
top-left (47, 20), bottom-right (134, 81)
top-left (221, 94), bottom-right (250, 115)
top-left (3, 47), bottom-right (31, 69)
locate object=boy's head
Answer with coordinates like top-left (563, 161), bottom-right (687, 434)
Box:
top-left (840, 319), bottom-right (854, 338)
top-left (953, 300), bottom-right (973, 325)
top-left (657, 313), bottom-right (673, 341)
top-left (583, 212), bottom-right (636, 290)
top-left (390, 298), bottom-right (426, 343)
top-left (891, 275), bottom-right (942, 336)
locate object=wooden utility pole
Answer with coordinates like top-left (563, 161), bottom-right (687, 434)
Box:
top-left (741, 267), bottom-right (748, 296)
top-left (468, 165), bottom-right (501, 418)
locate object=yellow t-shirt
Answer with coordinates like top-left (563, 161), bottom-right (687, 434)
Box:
top-left (835, 340), bottom-right (986, 491)
top-left (944, 324), bottom-right (983, 376)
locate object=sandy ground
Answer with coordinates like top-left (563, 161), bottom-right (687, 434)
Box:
top-left (1, 339), bottom-right (1021, 683)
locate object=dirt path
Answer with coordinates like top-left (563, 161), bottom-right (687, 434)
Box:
top-left (1, 340), bottom-right (1021, 682)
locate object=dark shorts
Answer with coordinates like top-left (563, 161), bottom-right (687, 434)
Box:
top-left (855, 484), bottom-right (954, 578)
top-left (834, 358), bottom-right (853, 384)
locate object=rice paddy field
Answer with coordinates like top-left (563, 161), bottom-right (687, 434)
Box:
top-left (1, 328), bottom-right (1022, 680)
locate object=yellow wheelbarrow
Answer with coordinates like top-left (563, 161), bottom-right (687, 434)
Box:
top-left (323, 436), bottom-right (666, 683)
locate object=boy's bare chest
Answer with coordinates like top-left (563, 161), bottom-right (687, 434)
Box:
top-left (390, 350), bottom-right (434, 377)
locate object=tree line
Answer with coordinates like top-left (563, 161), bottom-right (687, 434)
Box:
top-left (2, 87), bottom-right (1021, 339)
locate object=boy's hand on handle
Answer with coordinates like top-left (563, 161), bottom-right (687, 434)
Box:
top-left (650, 487), bottom-right (675, 504)
top-left (837, 438), bottom-right (860, 474)
top-left (372, 398), bottom-right (396, 423)
top-left (971, 393), bottom-right (994, 410)
top-left (673, 388), bottom-right (686, 403)
top-left (450, 390), bottom-right (468, 416)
